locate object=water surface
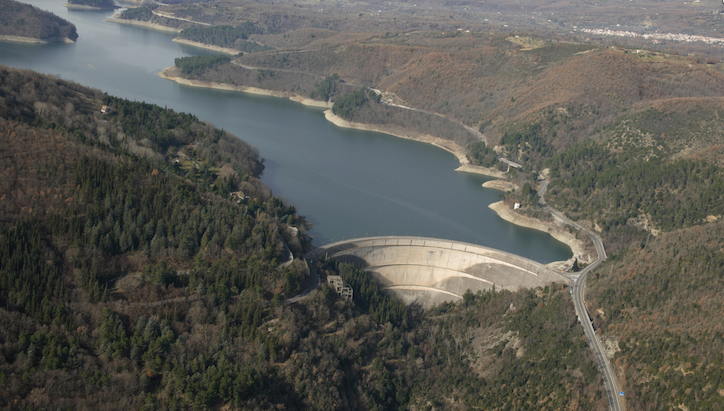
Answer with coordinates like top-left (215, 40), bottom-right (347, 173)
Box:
top-left (0, 0), bottom-right (571, 263)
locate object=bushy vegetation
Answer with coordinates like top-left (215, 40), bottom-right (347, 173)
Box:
top-left (587, 221), bottom-right (724, 410)
top-left (178, 24), bottom-right (272, 52)
top-left (310, 73), bottom-right (339, 101)
top-left (332, 88), bottom-right (368, 118)
top-left (545, 141), bottom-right (724, 232)
top-left (467, 141), bottom-right (498, 167)
top-left (499, 122), bottom-right (554, 166)
top-left (0, 0), bottom-right (78, 41)
top-left (67, 0), bottom-right (116, 8)
top-left (119, 5), bottom-right (156, 21)
top-left (174, 54), bottom-right (231, 76)
top-left (307, 259), bottom-right (605, 410)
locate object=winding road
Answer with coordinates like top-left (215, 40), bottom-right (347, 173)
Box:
top-left (538, 176), bottom-right (623, 411)
top-left (285, 256), bottom-right (320, 304)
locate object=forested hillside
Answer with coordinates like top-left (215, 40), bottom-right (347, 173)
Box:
top-left (166, 29), bottom-right (724, 165)
top-left (178, 25), bottom-right (273, 53)
top-left (110, 0), bottom-right (724, 408)
top-left (586, 221), bottom-right (724, 410)
top-left (0, 0), bottom-right (78, 41)
top-left (0, 65), bottom-right (304, 409)
top-left (66, 0), bottom-right (116, 9)
top-left (0, 66), bottom-right (606, 410)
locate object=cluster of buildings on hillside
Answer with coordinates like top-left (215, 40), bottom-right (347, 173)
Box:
top-left (579, 28), bottom-right (724, 46)
top-left (327, 275), bottom-right (353, 301)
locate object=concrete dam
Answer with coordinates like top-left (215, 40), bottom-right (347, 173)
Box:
top-left (308, 236), bottom-right (571, 308)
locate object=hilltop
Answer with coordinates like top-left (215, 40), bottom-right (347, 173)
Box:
top-left (0, 0), bottom-right (78, 43)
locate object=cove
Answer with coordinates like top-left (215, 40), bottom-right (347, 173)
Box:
top-left (0, 0), bottom-right (571, 263)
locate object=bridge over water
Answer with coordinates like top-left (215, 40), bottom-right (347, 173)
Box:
top-left (308, 236), bottom-right (571, 308)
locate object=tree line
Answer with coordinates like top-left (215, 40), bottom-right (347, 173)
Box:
top-left (178, 24), bottom-right (272, 52)
top-left (0, 0), bottom-right (78, 41)
top-left (175, 54), bottom-right (232, 76)
top-left (0, 65), bottom-right (605, 411)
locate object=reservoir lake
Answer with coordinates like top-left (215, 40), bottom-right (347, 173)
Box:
top-left (0, 0), bottom-right (571, 263)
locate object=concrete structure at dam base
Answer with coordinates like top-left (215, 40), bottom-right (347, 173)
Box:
top-left (307, 236), bottom-right (572, 308)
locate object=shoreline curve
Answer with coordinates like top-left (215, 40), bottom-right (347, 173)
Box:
top-left (157, 68), bottom-right (579, 260)
top-left (158, 67), bottom-right (332, 108)
top-left (324, 110), bottom-right (504, 180)
top-left (172, 38), bottom-right (239, 55)
top-left (63, 3), bottom-right (114, 10)
top-left (0, 35), bottom-right (75, 44)
top-left (489, 201), bottom-right (585, 258)
top-left (104, 16), bottom-right (182, 33)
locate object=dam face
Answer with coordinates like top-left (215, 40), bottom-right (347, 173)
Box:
top-left (309, 237), bottom-right (571, 308)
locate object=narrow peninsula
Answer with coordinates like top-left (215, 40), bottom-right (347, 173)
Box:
top-left (0, 0), bottom-right (78, 43)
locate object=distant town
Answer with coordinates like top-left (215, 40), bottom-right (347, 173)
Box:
top-left (579, 27), bottom-right (724, 46)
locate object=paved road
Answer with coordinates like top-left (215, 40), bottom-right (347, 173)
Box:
top-left (538, 176), bottom-right (622, 411)
top-left (285, 256), bottom-right (320, 304)
top-left (571, 248), bottom-right (622, 411)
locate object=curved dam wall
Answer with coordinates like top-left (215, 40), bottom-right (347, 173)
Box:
top-left (309, 236), bottom-right (571, 308)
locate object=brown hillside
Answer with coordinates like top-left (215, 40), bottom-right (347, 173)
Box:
top-left (236, 38), bottom-right (724, 151)
top-left (587, 220), bottom-right (724, 410)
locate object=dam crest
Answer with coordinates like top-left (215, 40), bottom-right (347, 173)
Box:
top-left (308, 236), bottom-right (571, 308)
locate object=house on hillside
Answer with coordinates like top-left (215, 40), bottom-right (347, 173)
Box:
top-left (328, 275), bottom-right (353, 301)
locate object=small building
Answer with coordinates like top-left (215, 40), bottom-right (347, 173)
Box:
top-left (514, 202), bottom-right (521, 210)
top-left (100, 105), bottom-right (112, 114)
top-left (229, 191), bottom-right (249, 202)
top-left (327, 275), bottom-right (353, 301)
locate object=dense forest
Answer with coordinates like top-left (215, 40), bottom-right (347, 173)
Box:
top-left (66, 0), bottom-right (116, 9)
top-left (5, 0), bottom-right (724, 406)
top-left (78, 0), bottom-right (724, 408)
top-left (178, 24), bottom-right (272, 53)
top-left (310, 73), bottom-right (339, 102)
top-left (586, 221), bottom-right (724, 410)
top-left (0, 0), bottom-right (78, 41)
top-left (175, 55), bottom-right (231, 76)
top-left (119, 5), bottom-right (155, 21)
top-left (0, 66), bottom-right (607, 410)
top-left (332, 88), bottom-right (482, 150)
top-left (164, 56), bottom-right (357, 102)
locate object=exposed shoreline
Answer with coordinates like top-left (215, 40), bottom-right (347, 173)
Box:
top-left (157, 68), bottom-right (580, 260)
top-left (0, 35), bottom-right (74, 44)
top-left (104, 16), bottom-right (182, 33)
top-left (324, 109), bottom-right (473, 165)
top-left (324, 110), bottom-right (505, 180)
top-left (171, 38), bottom-right (239, 55)
top-left (482, 179), bottom-right (518, 192)
top-left (63, 3), bottom-right (114, 10)
top-left (489, 201), bottom-right (586, 258)
top-left (158, 67), bottom-right (333, 108)
top-left (162, 66), bottom-right (505, 179)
